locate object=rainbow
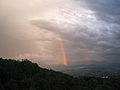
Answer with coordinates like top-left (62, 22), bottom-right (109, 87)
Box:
top-left (57, 33), bottom-right (68, 66)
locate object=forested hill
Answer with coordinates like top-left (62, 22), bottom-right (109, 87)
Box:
top-left (0, 58), bottom-right (120, 90)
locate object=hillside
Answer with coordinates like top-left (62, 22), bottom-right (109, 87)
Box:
top-left (0, 58), bottom-right (120, 90)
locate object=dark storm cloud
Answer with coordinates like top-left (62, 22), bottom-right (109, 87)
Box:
top-left (77, 0), bottom-right (120, 24)
top-left (79, 0), bottom-right (120, 62)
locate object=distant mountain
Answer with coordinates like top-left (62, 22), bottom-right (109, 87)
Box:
top-left (50, 63), bottom-right (120, 77)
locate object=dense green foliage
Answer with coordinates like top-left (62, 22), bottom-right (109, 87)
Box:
top-left (0, 58), bottom-right (120, 90)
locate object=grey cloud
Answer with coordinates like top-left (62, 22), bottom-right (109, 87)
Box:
top-left (1, 0), bottom-right (120, 65)
top-left (76, 0), bottom-right (120, 62)
top-left (79, 0), bottom-right (120, 24)
top-left (30, 19), bottom-right (106, 64)
top-left (31, 0), bottom-right (120, 64)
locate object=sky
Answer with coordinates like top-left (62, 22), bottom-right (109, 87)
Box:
top-left (0, 0), bottom-right (120, 66)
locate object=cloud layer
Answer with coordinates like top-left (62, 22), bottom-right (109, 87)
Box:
top-left (0, 0), bottom-right (120, 65)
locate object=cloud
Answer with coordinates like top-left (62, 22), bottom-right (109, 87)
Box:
top-left (30, 0), bottom-right (120, 65)
top-left (81, 0), bottom-right (120, 61)
top-left (0, 0), bottom-right (120, 65)
top-left (0, 0), bottom-right (65, 65)
top-left (80, 0), bottom-right (120, 24)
